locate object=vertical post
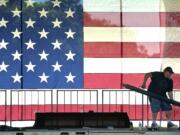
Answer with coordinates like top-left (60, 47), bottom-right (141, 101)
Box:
top-left (122, 91), bottom-right (124, 112)
top-left (44, 90), bottom-right (46, 112)
top-left (31, 90), bottom-right (34, 120)
top-left (116, 91), bottom-right (118, 112)
top-left (10, 90), bottom-right (12, 127)
top-left (147, 96), bottom-right (149, 127)
top-left (51, 90), bottom-right (53, 112)
top-left (19, 91), bottom-right (21, 120)
top-left (64, 91), bottom-right (65, 112)
top-left (142, 94), bottom-right (144, 127)
top-left (37, 91), bottom-right (39, 114)
top-left (4, 90), bottom-right (7, 126)
top-left (83, 90), bottom-right (85, 112)
top-left (24, 90), bottom-right (26, 120)
top-left (90, 90), bottom-right (92, 112)
top-left (135, 92), bottom-right (137, 120)
top-left (102, 90), bottom-right (104, 112)
top-left (77, 91), bottom-right (78, 112)
top-left (109, 91), bottom-right (111, 112)
top-left (56, 90), bottom-right (58, 112)
top-left (96, 90), bottom-right (98, 112)
top-left (70, 91), bottom-right (72, 112)
top-left (128, 91), bottom-right (130, 115)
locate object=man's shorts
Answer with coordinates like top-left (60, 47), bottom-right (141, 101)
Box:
top-left (149, 97), bottom-right (172, 113)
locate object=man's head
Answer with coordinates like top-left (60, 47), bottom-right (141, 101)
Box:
top-left (163, 67), bottom-right (174, 79)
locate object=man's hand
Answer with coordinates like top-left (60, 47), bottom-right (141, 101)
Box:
top-left (168, 92), bottom-right (173, 100)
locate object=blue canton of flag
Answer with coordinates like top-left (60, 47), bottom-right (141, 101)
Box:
top-left (0, 0), bottom-right (83, 89)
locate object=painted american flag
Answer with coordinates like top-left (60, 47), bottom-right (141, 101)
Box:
top-left (0, 0), bottom-right (180, 127)
top-left (0, 0), bottom-right (83, 88)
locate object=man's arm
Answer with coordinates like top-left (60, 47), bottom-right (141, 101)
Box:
top-left (168, 92), bottom-right (173, 100)
top-left (167, 80), bottom-right (173, 100)
top-left (141, 73), bottom-right (152, 88)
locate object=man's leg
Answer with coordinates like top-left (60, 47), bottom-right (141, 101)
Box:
top-left (162, 102), bottom-right (177, 128)
top-left (152, 113), bottom-right (158, 124)
top-left (149, 98), bottom-right (160, 128)
top-left (165, 111), bottom-right (171, 123)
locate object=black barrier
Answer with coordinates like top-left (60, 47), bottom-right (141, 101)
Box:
top-left (33, 112), bottom-right (130, 129)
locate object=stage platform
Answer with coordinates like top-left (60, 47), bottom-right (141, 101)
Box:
top-left (0, 128), bottom-right (179, 135)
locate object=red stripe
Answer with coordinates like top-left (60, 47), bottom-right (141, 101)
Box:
top-left (122, 42), bottom-right (180, 58)
top-left (84, 12), bottom-right (120, 27)
top-left (84, 42), bottom-right (180, 58)
top-left (84, 74), bottom-right (180, 89)
top-left (84, 74), bottom-right (121, 89)
top-left (84, 42), bottom-right (121, 58)
top-left (0, 105), bottom-right (179, 121)
top-left (84, 12), bottom-right (180, 27)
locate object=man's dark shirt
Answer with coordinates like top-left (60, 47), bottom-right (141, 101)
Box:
top-left (148, 72), bottom-right (173, 97)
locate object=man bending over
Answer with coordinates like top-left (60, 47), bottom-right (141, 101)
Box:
top-left (141, 67), bottom-right (177, 128)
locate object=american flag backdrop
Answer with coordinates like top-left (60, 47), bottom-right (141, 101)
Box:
top-left (0, 0), bottom-right (83, 88)
top-left (0, 0), bottom-right (180, 126)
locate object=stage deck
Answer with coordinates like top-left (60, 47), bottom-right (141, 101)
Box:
top-left (0, 128), bottom-right (179, 135)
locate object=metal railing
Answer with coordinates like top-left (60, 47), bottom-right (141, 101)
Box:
top-left (102, 90), bottom-right (180, 127)
top-left (0, 89), bottom-right (179, 127)
top-left (56, 90), bottom-right (98, 112)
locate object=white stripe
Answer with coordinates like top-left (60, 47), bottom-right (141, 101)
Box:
top-left (83, 0), bottom-right (180, 12)
top-left (122, 0), bottom-right (160, 12)
top-left (0, 121), bottom-right (179, 128)
top-left (83, 0), bottom-right (121, 12)
top-left (123, 27), bottom-right (180, 42)
top-left (84, 58), bottom-right (122, 73)
top-left (123, 0), bottom-right (180, 12)
top-left (84, 58), bottom-right (180, 74)
top-left (84, 27), bottom-right (121, 42)
top-left (0, 121), bottom-right (34, 128)
top-left (84, 27), bottom-right (180, 42)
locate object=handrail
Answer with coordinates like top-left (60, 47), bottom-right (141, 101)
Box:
top-left (0, 89), bottom-right (179, 128)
